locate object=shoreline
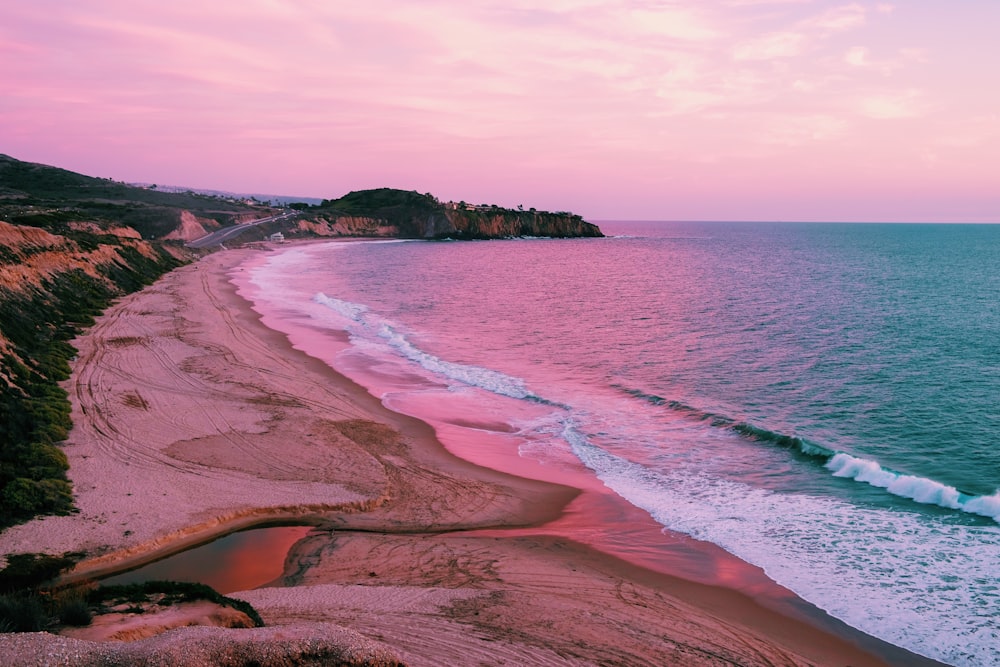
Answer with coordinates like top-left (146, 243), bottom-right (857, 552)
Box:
top-left (0, 243), bottom-right (940, 666)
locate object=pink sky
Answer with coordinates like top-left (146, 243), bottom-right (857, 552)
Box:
top-left (3, 1), bottom-right (998, 221)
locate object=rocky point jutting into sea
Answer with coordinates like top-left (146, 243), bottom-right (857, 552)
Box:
top-left (288, 188), bottom-right (603, 240)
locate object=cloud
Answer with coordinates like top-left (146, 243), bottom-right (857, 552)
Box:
top-left (734, 31), bottom-right (806, 60)
top-left (859, 90), bottom-right (923, 119)
top-left (723, 0), bottom-right (810, 5)
top-left (731, 2), bottom-right (874, 63)
top-left (844, 46), bottom-right (868, 67)
top-left (803, 3), bottom-right (867, 32)
top-left (620, 7), bottom-right (722, 41)
top-left (4, 0), bottom-right (999, 222)
top-left (759, 114), bottom-right (850, 146)
top-left (843, 46), bottom-right (929, 75)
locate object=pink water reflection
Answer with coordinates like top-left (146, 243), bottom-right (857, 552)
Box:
top-left (100, 526), bottom-right (313, 594)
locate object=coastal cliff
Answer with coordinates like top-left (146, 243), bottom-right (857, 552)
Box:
top-left (0, 154), bottom-right (275, 241)
top-left (294, 188), bottom-right (603, 240)
top-left (295, 215), bottom-right (400, 238)
top-left (440, 207), bottom-right (602, 239)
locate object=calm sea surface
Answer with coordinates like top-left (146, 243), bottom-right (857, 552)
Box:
top-left (244, 222), bottom-right (1000, 667)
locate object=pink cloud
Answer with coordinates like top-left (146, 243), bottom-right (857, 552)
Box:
top-left (816, 5), bottom-right (867, 30)
top-left (2, 0), bottom-right (998, 222)
top-left (733, 31), bottom-right (806, 60)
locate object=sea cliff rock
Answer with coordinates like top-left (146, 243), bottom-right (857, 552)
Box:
top-left (296, 216), bottom-right (400, 238)
top-left (301, 188), bottom-right (602, 240)
top-left (436, 208), bottom-right (602, 239)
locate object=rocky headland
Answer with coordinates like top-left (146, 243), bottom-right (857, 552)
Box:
top-left (288, 188), bottom-right (603, 240)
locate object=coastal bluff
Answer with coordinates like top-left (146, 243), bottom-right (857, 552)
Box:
top-left (293, 188), bottom-right (604, 240)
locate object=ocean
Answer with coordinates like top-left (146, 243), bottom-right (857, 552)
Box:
top-left (240, 221), bottom-right (1000, 667)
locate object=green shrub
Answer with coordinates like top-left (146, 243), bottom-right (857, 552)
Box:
top-left (0, 553), bottom-right (80, 594)
top-left (23, 442), bottom-right (70, 479)
top-left (1, 478), bottom-right (73, 517)
top-left (0, 593), bottom-right (48, 632)
top-left (55, 594), bottom-right (92, 627)
top-left (0, 553), bottom-right (95, 631)
top-left (89, 581), bottom-right (265, 627)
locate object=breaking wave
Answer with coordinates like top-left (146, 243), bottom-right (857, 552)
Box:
top-left (559, 419), bottom-right (1000, 667)
top-left (313, 292), bottom-right (556, 404)
top-left (615, 385), bottom-right (1000, 523)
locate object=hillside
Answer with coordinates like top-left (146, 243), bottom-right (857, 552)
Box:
top-left (0, 155), bottom-right (272, 241)
top-left (0, 155), bottom-right (276, 527)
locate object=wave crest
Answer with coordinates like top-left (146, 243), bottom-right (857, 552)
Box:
top-left (313, 292), bottom-right (558, 405)
top-left (615, 384), bottom-right (999, 523)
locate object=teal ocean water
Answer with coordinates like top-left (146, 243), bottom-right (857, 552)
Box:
top-left (244, 222), bottom-right (1000, 666)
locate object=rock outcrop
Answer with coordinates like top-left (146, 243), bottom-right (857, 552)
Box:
top-left (295, 216), bottom-right (400, 238)
top-left (435, 208), bottom-right (603, 239)
top-left (162, 211), bottom-right (220, 242)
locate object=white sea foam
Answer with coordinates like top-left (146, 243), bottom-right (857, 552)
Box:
top-left (377, 324), bottom-right (538, 401)
top-left (311, 292), bottom-right (544, 402)
top-left (824, 452), bottom-right (1000, 520)
top-left (963, 491), bottom-right (1000, 520)
top-left (313, 292), bottom-right (369, 322)
top-left (614, 382), bottom-right (1000, 525)
top-left (562, 422), bottom-right (1000, 667)
top-left (249, 228), bottom-right (1000, 667)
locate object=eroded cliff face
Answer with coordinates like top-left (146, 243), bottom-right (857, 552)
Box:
top-left (163, 211), bottom-right (222, 242)
top-left (296, 209), bottom-right (602, 240)
top-left (0, 221), bottom-right (181, 297)
top-left (296, 216), bottom-right (400, 237)
top-left (436, 209), bottom-right (603, 239)
top-left (0, 217), bottom-right (190, 389)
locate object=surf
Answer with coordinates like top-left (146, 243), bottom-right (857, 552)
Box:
top-left (614, 384), bottom-right (1000, 523)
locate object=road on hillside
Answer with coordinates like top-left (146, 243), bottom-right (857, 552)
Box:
top-left (186, 210), bottom-right (299, 248)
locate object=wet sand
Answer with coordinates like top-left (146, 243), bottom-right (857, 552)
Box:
top-left (0, 245), bottom-right (941, 666)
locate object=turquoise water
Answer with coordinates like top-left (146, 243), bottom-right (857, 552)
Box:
top-left (245, 222), bottom-right (1000, 666)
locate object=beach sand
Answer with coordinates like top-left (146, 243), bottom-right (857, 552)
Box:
top-left (0, 246), bottom-right (941, 666)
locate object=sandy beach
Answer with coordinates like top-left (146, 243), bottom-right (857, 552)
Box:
top-left (0, 245), bottom-right (941, 666)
